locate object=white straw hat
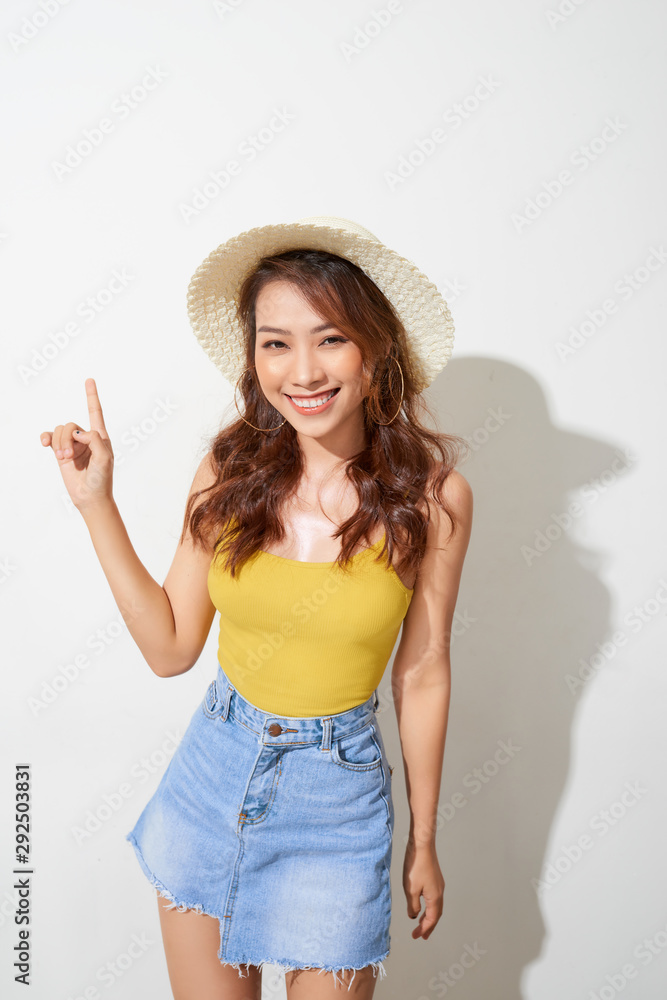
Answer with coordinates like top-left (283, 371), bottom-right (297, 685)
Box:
top-left (186, 215), bottom-right (455, 393)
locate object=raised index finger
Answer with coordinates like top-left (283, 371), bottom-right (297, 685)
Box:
top-left (85, 377), bottom-right (108, 438)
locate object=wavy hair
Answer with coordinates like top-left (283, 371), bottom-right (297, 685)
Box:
top-left (182, 248), bottom-right (470, 580)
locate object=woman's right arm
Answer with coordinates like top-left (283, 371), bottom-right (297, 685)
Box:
top-left (41, 378), bottom-right (218, 678)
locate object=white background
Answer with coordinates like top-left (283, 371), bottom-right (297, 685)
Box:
top-left (2, 0), bottom-right (666, 997)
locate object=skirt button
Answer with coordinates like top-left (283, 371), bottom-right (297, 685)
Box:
top-left (268, 723), bottom-right (283, 736)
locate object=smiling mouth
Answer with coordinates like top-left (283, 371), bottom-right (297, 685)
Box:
top-left (285, 387), bottom-right (340, 410)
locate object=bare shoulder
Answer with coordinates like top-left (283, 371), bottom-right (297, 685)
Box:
top-left (421, 465), bottom-right (473, 590)
top-left (426, 464), bottom-right (474, 538)
top-left (191, 449), bottom-right (218, 493)
top-left (185, 449), bottom-right (220, 546)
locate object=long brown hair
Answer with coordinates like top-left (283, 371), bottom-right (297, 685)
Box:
top-left (182, 248), bottom-right (469, 579)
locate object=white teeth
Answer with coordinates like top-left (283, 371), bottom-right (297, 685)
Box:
top-left (290, 389), bottom-right (337, 409)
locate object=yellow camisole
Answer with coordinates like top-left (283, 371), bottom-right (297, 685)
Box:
top-left (207, 531), bottom-right (414, 717)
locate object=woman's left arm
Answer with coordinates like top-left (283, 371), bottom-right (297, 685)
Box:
top-left (391, 468), bottom-right (474, 940)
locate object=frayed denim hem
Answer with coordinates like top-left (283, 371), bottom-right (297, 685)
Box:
top-left (219, 956), bottom-right (389, 990)
top-left (126, 833), bottom-right (389, 990)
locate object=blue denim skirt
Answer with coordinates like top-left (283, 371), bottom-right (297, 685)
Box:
top-left (125, 662), bottom-right (394, 989)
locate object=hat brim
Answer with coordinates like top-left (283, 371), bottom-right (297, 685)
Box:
top-left (186, 219), bottom-right (454, 392)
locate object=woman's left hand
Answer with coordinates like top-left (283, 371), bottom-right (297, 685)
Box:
top-left (402, 840), bottom-right (445, 939)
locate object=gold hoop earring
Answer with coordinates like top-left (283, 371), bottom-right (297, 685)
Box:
top-left (375, 356), bottom-right (404, 426)
top-left (233, 367), bottom-right (287, 432)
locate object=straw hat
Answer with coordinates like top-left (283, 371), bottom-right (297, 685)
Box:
top-left (186, 215), bottom-right (455, 393)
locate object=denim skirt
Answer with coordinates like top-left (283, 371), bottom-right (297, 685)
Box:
top-left (125, 663), bottom-right (394, 988)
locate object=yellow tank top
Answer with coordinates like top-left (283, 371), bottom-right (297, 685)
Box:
top-left (207, 530), bottom-right (414, 716)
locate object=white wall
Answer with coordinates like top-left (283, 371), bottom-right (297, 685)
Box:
top-left (3, 1), bottom-right (666, 997)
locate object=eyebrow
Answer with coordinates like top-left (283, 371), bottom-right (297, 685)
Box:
top-left (256, 322), bottom-right (337, 336)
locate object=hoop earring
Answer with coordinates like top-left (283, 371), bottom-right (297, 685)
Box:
top-left (234, 367), bottom-right (287, 432)
top-left (375, 356), bottom-right (404, 426)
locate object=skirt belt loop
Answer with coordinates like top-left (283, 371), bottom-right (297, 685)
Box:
top-left (220, 677), bottom-right (234, 721)
top-left (320, 716), bottom-right (333, 751)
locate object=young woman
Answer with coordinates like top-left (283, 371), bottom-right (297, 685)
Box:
top-left (40, 217), bottom-right (473, 999)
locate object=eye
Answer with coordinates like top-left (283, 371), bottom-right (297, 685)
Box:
top-left (261, 336), bottom-right (349, 349)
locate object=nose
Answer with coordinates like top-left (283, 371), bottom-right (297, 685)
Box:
top-left (288, 346), bottom-right (327, 389)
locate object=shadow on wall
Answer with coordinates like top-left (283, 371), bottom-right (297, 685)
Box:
top-left (379, 356), bottom-right (629, 999)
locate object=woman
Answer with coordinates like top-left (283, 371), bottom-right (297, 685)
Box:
top-left (40, 217), bottom-right (473, 999)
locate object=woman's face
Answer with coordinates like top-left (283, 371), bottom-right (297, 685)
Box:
top-left (253, 280), bottom-right (367, 442)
